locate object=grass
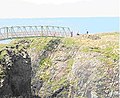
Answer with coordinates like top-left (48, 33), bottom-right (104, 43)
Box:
top-left (0, 32), bottom-right (119, 97)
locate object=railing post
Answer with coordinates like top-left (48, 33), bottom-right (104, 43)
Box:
top-left (70, 32), bottom-right (73, 37)
top-left (6, 27), bottom-right (9, 39)
top-left (41, 26), bottom-right (43, 36)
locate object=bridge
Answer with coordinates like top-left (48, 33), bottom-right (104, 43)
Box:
top-left (0, 26), bottom-right (72, 40)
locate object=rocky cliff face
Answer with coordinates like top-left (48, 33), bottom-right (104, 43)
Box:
top-left (0, 33), bottom-right (119, 98)
top-left (0, 41), bottom-right (32, 97)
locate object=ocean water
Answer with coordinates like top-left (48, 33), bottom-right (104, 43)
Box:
top-left (0, 17), bottom-right (119, 34)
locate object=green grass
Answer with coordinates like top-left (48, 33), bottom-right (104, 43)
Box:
top-left (0, 32), bottom-right (119, 97)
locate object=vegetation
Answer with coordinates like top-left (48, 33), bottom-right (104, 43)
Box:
top-left (0, 32), bottom-right (119, 97)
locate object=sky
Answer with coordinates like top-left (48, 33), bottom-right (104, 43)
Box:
top-left (0, 0), bottom-right (119, 18)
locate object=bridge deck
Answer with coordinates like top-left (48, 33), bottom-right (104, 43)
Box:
top-left (0, 26), bottom-right (72, 40)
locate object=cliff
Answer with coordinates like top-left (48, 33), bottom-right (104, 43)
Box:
top-left (0, 32), bottom-right (119, 98)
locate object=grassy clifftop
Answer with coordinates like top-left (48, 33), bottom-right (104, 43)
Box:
top-left (0, 32), bottom-right (119, 98)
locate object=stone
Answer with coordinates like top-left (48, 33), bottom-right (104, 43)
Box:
top-left (0, 45), bottom-right (32, 97)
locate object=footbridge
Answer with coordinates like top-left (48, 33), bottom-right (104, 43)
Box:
top-left (0, 26), bottom-right (72, 40)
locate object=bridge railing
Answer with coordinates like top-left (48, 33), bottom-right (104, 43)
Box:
top-left (0, 26), bottom-right (72, 40)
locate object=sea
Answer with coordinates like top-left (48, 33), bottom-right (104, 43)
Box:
top-left (0, 17), bottom-right (119, 43)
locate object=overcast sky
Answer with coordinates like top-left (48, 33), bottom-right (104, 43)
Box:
top-left (0, 0), bottom-right (119, 18)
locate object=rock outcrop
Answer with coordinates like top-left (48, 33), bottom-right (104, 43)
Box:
top-left (0, 43), bottom-right (32, 97)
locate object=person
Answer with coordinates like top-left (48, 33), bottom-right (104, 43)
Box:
top-left (77, 33), bottom-right (79, 36)
top-left (70, 32), bottom-right (73, 37)
top-left (86, 30), bottom-right (89, 34)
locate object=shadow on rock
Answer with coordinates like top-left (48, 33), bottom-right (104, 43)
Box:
top-left (0, 44), bottom-right (32, 97)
